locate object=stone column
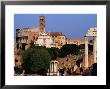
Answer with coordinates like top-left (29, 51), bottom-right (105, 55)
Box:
top-left (93, 36), bottom-right (97, 63)
top-left (84, 36), bottom-right (88, 68)
top-left (50, 62), bottom-right (55, 73)
top-left (54, 62), bottom-right (58, 72)
top-left (51, 62), bottom-right (54, 72)
top-left (49, 60), bottom-right (59, 75)
top-left (53, 62), bottom-right (54, 72)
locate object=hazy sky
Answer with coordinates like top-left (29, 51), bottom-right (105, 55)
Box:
top-left (14, 14), bottom-right (97, 39)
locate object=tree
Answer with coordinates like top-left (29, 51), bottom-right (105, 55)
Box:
top-left (21, 46), bottom-right (51, 75)
top-left (59, 44), bottom-right (80, 57)
top-left (47, 47), bottom-right (60, 60)
top-left (19, 49), bottom-right (25, 56)
top-left (79, 44), bottom-right (85, 49)
top-left (88, 44), bottom-right (93, 52)
top-left (21, 47), bottom-right (34, 74)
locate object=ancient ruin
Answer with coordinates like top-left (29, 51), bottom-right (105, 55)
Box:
top-left (14, 16), bottom-right (97, 76)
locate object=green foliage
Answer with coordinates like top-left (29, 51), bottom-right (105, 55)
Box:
top-left (22, 47), bottom-right (34, 74)
top-left (59, 44), bottom-right (80, 57)
top-left (19, 43), bottom-right (93, 75)
top-left (88, 44), bottom-right (93, 52)
top-left (79, 44), bottom-right (85, 49)
top-left (79, 44), bottom-right (93, 52)
top-left (21, 46), bottom-right (51, 75)
top-left (47, 47), bottom-right (60, 60)
top-left (19, 49), bottom-right (25, 56)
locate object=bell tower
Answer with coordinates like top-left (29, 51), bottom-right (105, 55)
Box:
top-left (39, 16), bottom-right (45, 33)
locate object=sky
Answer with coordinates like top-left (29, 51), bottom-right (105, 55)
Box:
top-left (14, 14), bottom-right (97, 39)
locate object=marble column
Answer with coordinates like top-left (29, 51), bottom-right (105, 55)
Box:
top-left (84, 36), bottom-right (88, 68)
top-left (50, 62), bottom-right (55, 72)
top-left (93, 36), bottom-right (97, 63)
top-left (51, 62), bottom-right (54, 72)
top-left (54, 62), bottom-right (58, 72)
top-left (49, 60), bottom-right (59, 75)
top-left (53, 62), bottom-right (54, 72)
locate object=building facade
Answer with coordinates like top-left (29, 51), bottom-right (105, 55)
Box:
top-left (48, 32), bottom-right (66, 49)
top-left (16, 27), bottom-right (40, 50)
top-left (34, 32), bottom-right (55, 48)
top-left (66, 38), bottom-right (84, 45)
top-left (16, 16), bottom-right (94, 50)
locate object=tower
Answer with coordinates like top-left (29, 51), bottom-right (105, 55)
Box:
top-left (39, 16), bottom-right (45, 33)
